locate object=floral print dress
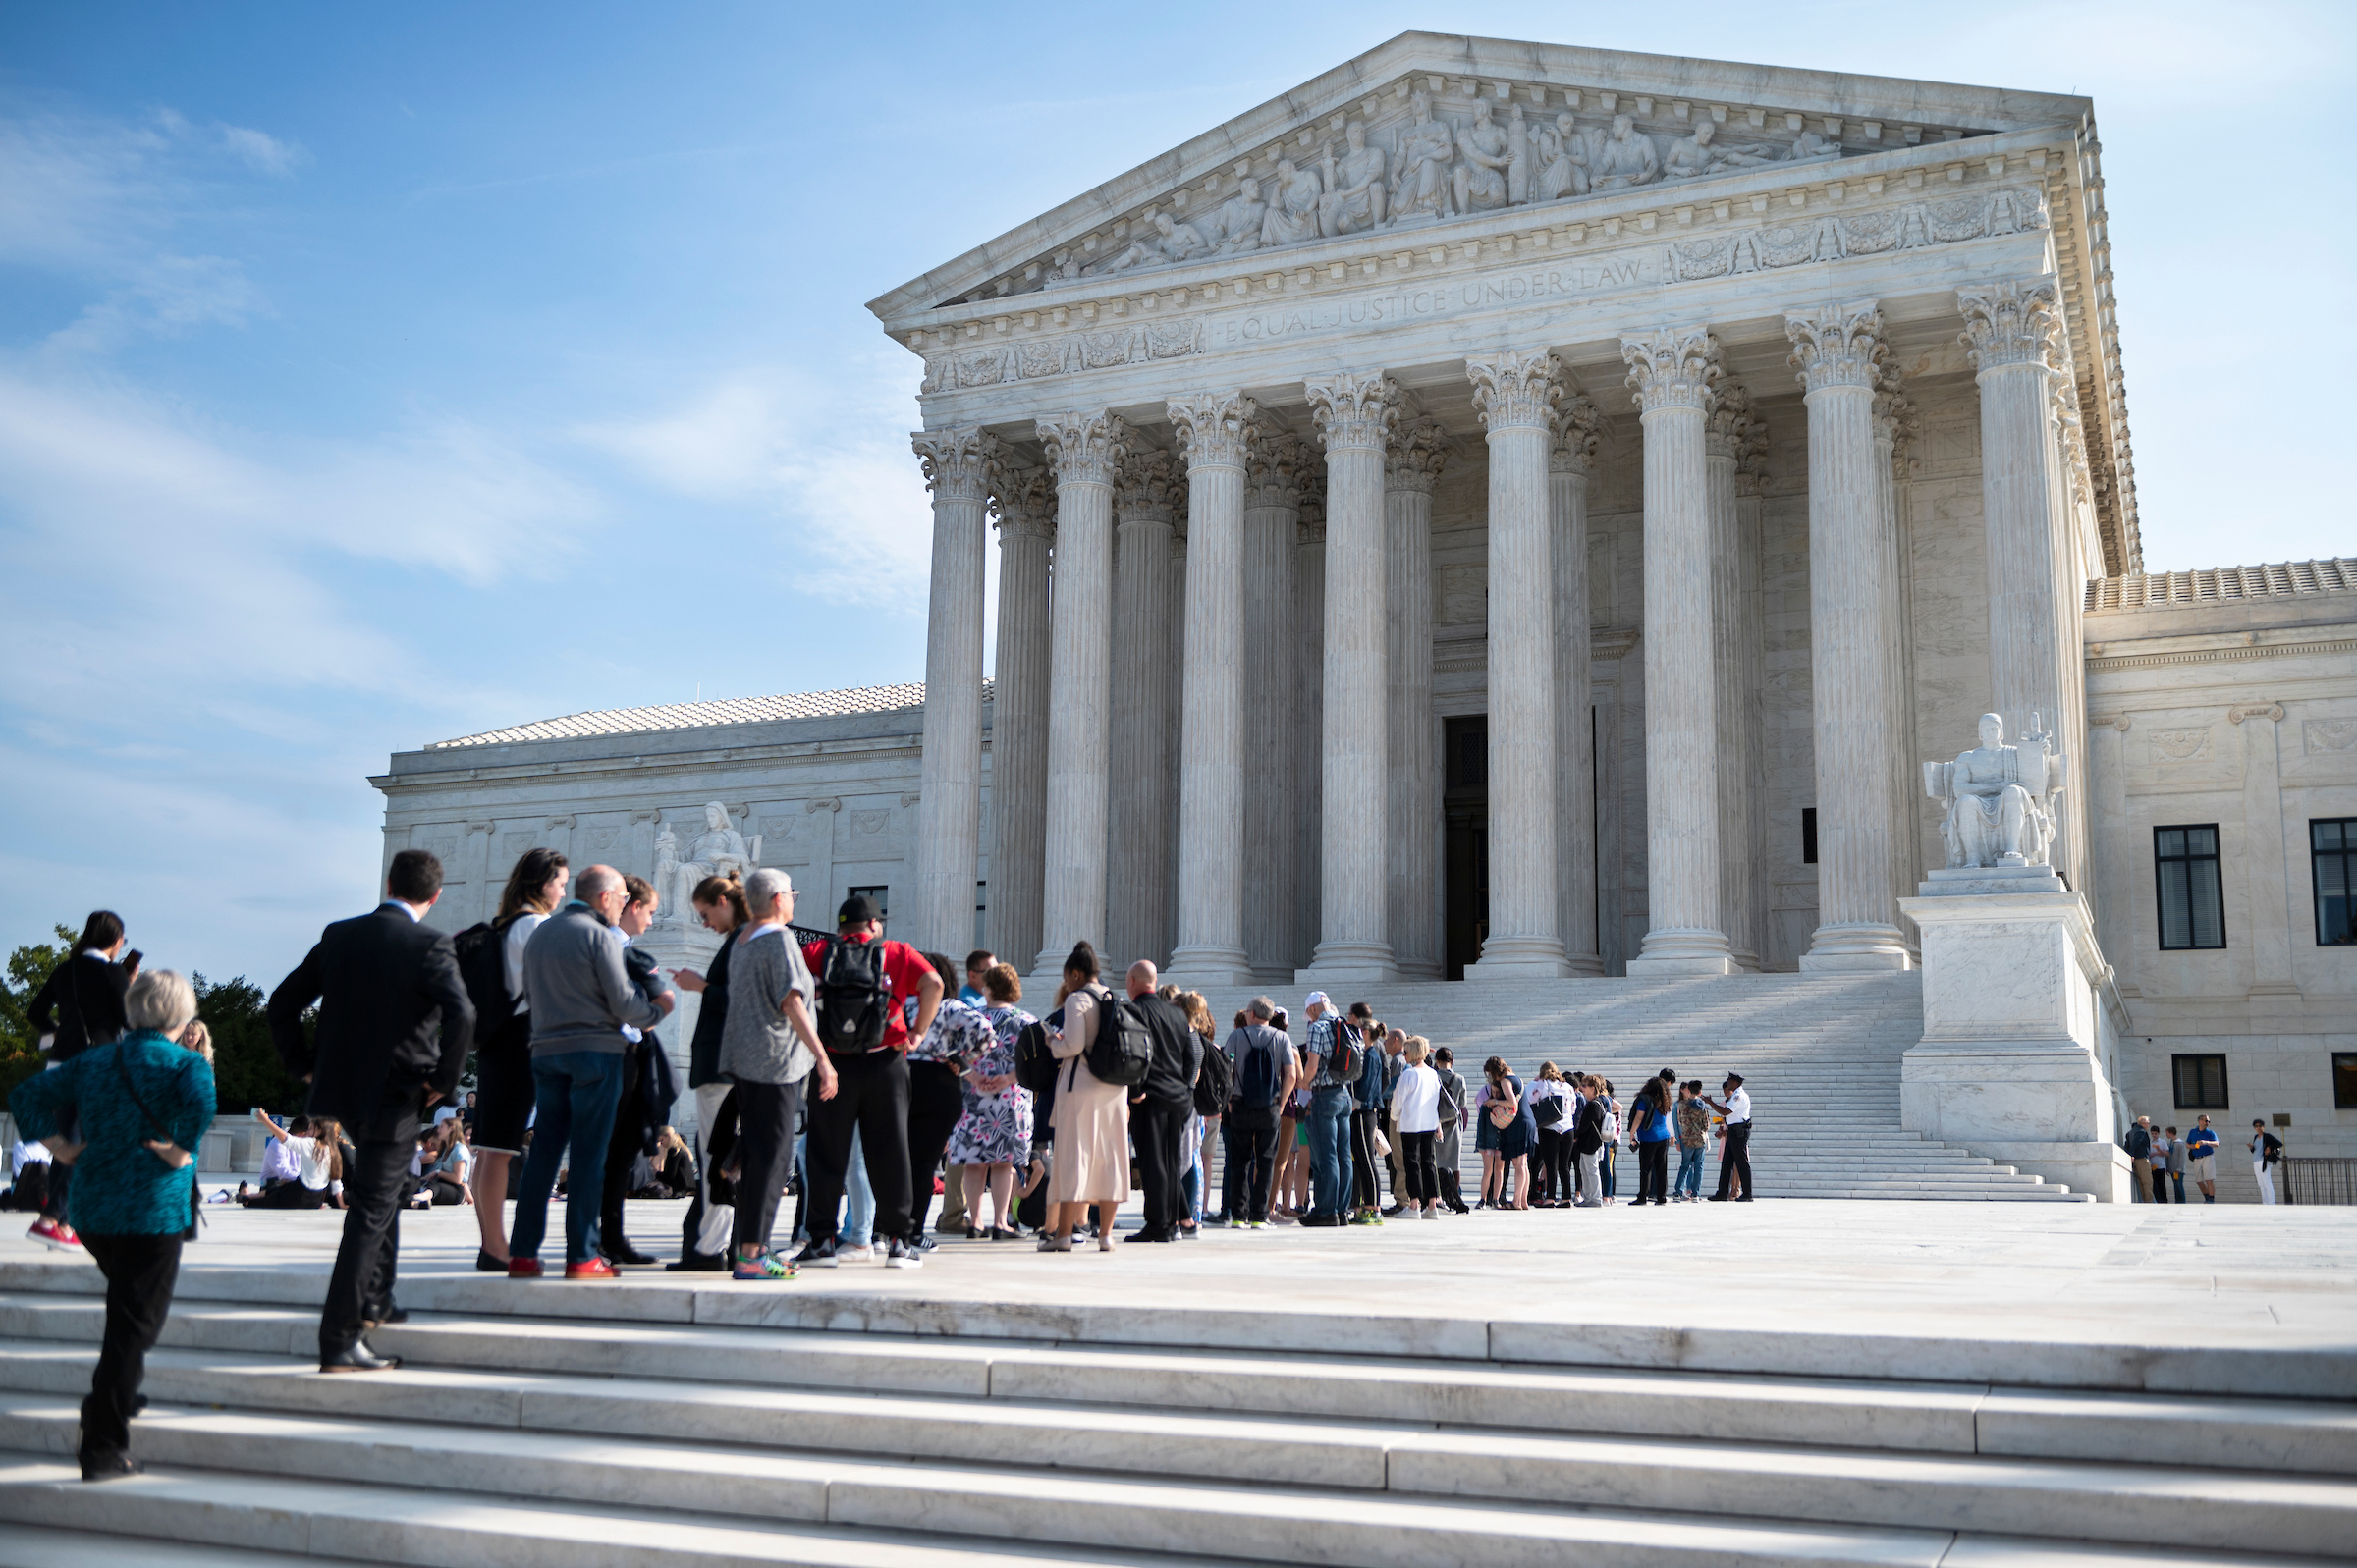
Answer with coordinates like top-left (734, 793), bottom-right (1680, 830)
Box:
top-left (945, 1003), bottom-right (1035, 1166)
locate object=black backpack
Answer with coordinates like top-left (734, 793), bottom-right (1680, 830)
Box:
top-left (1014, 1017), bottom-right (1059, 1096)
top-left (1082, 988), bottom-right (1153, 1088)
top-left (815, 937), bottom-right (892, 1054)
top-left (1235, 1031), bottom-right (1281, 1108)
top-left (454, 915), bottom-right (522, 1039)
top-left (1192, 1034), bottom-right (1234, 1116)
top-left (1322, 1019), bottom-right (1363, 1082)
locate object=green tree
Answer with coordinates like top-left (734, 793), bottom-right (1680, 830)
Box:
top-left (194, 974), bottom-right (305, 1115)
top-left (0, 926), bottom-right (76, 1106)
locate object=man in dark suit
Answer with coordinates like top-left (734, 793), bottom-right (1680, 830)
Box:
top-left (270, 848), bottom-right (473, 1372)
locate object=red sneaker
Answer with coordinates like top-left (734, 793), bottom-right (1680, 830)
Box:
top-left (27, 1218), bottom-right (80, 1251)
top-left (506, 1258), bottom-right (544, 1278)
top-left (564, 1258), bottom-right (618, 1281)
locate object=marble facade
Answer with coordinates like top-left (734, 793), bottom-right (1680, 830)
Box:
top-left (371, 36), bottom-right (2357, 1197)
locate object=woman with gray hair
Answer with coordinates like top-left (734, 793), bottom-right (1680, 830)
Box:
top-left (10, 967), bottom-right (216, 1481)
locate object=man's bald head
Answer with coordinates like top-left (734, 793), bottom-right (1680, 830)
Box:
top-left (1126, 960), bottom-right (1158, 999)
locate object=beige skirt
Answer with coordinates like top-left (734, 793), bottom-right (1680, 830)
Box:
top-left (1047, 1055), bottom-right (1132, 1205)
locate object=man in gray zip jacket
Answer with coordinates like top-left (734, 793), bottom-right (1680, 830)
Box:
top-left (508, 865), bottom-right (671, 1277)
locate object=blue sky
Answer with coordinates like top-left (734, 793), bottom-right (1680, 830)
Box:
top-left (3, 1), bottom-right (2350, 984)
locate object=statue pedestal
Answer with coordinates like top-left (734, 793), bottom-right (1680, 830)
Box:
top-left (1897, 884), bottom-right (2132, 1203)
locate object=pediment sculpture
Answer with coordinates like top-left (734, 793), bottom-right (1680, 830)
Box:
top-left (1923, 713), bottom-right (2068, 870)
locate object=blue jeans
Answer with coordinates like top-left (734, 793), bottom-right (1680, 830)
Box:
top-left (1601, 1143), bottom-right (1617, 1197)
top-left (510, 1050), bottom-right (626, 1265)
top-left (1674, 1145), bottom-right (1705, 1198)
top-left (1306, 1089), bottom-right (1354, 1218)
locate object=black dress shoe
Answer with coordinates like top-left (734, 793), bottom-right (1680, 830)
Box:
top-left (602, 1242), bottom-right (658, 1267)
top-left (320, 1341), bottom-right (402, 1374)
top-left (475, 1249), bottom-right (509, 1273)
top-left (1129, 1227), bottom-right (1175, 1244)
top-left (80, 1451), bottom-right (142, 1483)
top-left (666, 1251), bottom-right (727, 1272)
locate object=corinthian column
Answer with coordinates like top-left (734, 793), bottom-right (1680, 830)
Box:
top-left (1875, 370), bottom-right (1924, 943)
top-left (1466, 350), bottom-right (1573, 978)
top-left (1299, 370), bottom-right (1399, 984)
top-left (1787, 302), bottom-right (1909, 970)
top-left (1164, 390), bottom-right (1258, 985)
top-left (1705, 379), bottom-right (1762, 972)
top-left (984, 459), bottom-right (1054, 970)
top-left (1620, 326), bottom-right (1733, 974)
top-left (1554, 396), bottom-right (1605, 976)
top-left (1242, 427), bottom-right (1303, 978)
top-left (1106, 444), bottom-right (1182, 969)
top-left (911, 426), bottom-right (994, 955)
top-left (1385, 416), bottom-right (1448, 981)
top-left (1293, 483), bottom-right (1327, 968)
top-left (1957, 278), bottom-right (2070, 747)
top-left (1029, 410), bottom-right (1126, 981)
top-left (1734, 418), bottom-right (1772, 964)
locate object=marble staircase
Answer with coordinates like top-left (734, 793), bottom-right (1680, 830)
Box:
top-left (0, 1262), bottom-right (2350, 1568)
top-left (1194, 972), bottom-right (2092, 1200)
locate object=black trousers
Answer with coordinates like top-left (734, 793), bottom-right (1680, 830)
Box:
top-left (731, 1079), bottom-right (803, 1256)
top-left (1229, 1106), bottom-right (1279, 1222)
top-left (2150, 1165), bottom-right (2173, 1203)
top-left (1636, 1140), bottom-right (1670, 1204)
top-left (1400, 1129), bottom-right (1439, 1204)
top-left (1714, 1122), bottom-right (1754, 1200)
top-left (1349, 1108), bottom-right (1382, 1207)
top-left (804, 1050), bottom-right (913, 1245)
top-left (599, 1042), bottom-right (645, 1248)
top-left (78, 1232), bottom-right (181, 1462)
top-left (905, 1060), bottom-right (965, 1234)
top-left (320, 1138), bottom-right (411, 1357)
top-left (1133, 1099), bottom-right (1189, 1233)
top-left (1534, 1126), bottom-right (1573, 1201)
top-left (245, 1179), bottom-right (326, 1210)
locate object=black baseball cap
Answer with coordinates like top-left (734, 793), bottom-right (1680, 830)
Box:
top-left (838, 894), bottom-right (882, 927)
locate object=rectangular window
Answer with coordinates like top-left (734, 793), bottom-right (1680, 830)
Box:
top-left (2171, 1053), bottom-right (2230, 1111)
top-left (2314, 819), bottom-right (2357, 946)
top-left (2154, 825), bottom-right (2225, 949)
top-left (2333, 1053), bottom-right (2357, 1110)
top-left (1801, 808), bottom-right (1818, 865)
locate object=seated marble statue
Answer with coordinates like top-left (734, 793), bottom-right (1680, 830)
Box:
top-left (1390, 91), bottom-right (1455, 221)
top-left (1924, 713), bottom-right (2067, 870)
top-left (1590, 115), bottom-right (1663, 189)
top-left (1208, 179), bottom-right (1268, 253)
top-left (667, 800), bottom-right (761, 917)
top-left (1317, 122), bottom-right (1388, 237)
top-left (1452, 99), bottom-right (1512, 214)
top-left (1534, 112), bottom-right (1590, 200)
top-left (1260, 157), bottom-right (1324, 246)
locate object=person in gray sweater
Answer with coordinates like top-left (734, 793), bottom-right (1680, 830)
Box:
top-left (719, 868), bottom-right (836, 1278)
top-left (509, 866), bottom-right (671, 1279)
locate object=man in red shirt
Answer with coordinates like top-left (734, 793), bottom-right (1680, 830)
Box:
top-left (793, 895), bottom-right (942, 1268)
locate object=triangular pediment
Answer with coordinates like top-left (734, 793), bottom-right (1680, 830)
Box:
top-left (867, 31), bottom-right (2087, 328)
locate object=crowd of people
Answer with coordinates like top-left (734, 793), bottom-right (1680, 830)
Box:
top-left (6, 848), bottom-right (1773, 1483)
top-left (2122, 1111), bottom-right (2284, 1205)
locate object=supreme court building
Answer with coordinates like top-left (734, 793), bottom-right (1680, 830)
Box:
top-left (376, 35), bottom-right (2357, 1197)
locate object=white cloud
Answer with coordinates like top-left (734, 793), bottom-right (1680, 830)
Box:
top-left (216, 123), bottom-right (307, 177)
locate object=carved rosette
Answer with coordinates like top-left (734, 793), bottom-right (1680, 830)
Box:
top-left (1955, 278), bottom-right (2062, 372)
top-left (1115, 446), bottom-right (1184, 525)
top-left (1245, 425), bottom-right (1307, 511)
top-left (1385, 417), bottom-right (1453, 496)
top-left (911, 425), bottom-right (995, 503)
top-left (986, 456), bottom-right (1057, 540)
top-left (1550, 394), bottom-right (1604, 477)
top-left (1706, 378), bottom-right (1755, 460)
top-left (1465, 349), bottom-right (1564, 434)
top-left (1784, 301), bottom-right (1887, 395)
top-left (1036, 409), bottom-right (1129, 489)
top-left (1620, 326), bottom-right (1720, 415)
top-left (1167, 390), bottom-right (1259, 473)
top-left (1304, 369), bottom-right (1400, 453)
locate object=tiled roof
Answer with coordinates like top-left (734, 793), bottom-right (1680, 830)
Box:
top-left (2085, 559), bottom-right (2357, 614)
top-left (430, 679), bottom-right (990, 749)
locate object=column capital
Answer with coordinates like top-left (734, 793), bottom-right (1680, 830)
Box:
top-left (1385, 416), bottom-right (1453, 496)
top-left (1620, 325), bottom-right (1720, 414)
top-left (1167, 390), bottom-right (1259, 472)
top-left (1466, 349), bottom-right (1564, 434)
top-left (1036, 409), bottom-right (1128, 488)
top-left (1550, 394), bottom-right (1604, 476)
top-left (1955, 277), bottom-right (2063, 373)
top-left (1705, 378), bottom-right (1756, 460)
top-left (987, 458), bottom-right (1057, 539)
top-left (1305, 369), bottom-right (1400, 452)
top-left (1115, 445), bottom-right (1184, 526)
top-left (1245, 425), bottom-right (1309, 510)
top-left (1784, 301), bottom-right (1887, 394)
top-left (1296, 472), bottom-right (1327, 543)
top-left (911, 425), bottom-right (996, 503)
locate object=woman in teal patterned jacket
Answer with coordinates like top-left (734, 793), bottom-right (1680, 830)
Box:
top-left (11, 967), bottom-right (215, 1481)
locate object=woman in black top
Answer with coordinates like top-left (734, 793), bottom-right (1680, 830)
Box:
top-left (24, 911), bottom-right (134, 1248)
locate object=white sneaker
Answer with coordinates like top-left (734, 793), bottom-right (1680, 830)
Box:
top-left (836, 1243), bottom-right (876, 1264)
top-left (1420, 1205), bottom-right (1438, 1221)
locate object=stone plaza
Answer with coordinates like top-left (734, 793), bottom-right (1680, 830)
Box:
top-left (373, 33), bottom-right (2357, 1198)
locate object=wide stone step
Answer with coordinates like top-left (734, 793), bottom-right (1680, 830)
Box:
top-left (1, 1386), bottom-right (2349, 1560)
